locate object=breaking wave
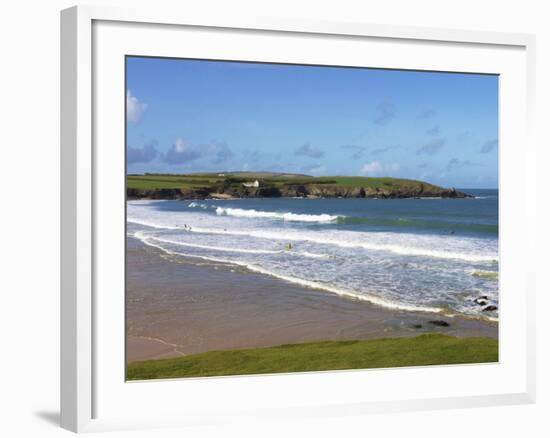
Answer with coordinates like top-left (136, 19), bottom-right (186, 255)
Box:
top-left (214, 206), bottom-right (339, 223)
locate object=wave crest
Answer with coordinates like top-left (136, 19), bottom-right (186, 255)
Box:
top-left (215, 206), bottom-right (339, 223)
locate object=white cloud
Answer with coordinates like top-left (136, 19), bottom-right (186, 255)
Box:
top-left (126, 90), bottom-right (148, 123)
top-left (127, 139), bottom-right (159, 164)
top-left (360, 161), bottom-right (382, 175)
top-left (204, 142), bottom-right (234, 164)
top-left (360, 161), bottom-right (400, 176)
top-left (174, 138), bottom-right (187, 153)
top-left (165, 138), bottom-right (202, 164)
top-left (164, 138), bottom-right (234, 165)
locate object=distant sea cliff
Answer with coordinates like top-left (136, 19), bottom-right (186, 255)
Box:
top-left (127, 172), bottom-right (472, 200)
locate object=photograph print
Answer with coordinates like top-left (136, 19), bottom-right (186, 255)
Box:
top-left (125, 57), bottom-right (499, 380)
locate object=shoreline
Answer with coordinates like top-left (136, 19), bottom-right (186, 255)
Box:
top-left (126, 236), bottom-right (497, 363)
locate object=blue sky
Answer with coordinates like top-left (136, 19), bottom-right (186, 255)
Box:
top-left (126, 57), bottom-right (498, 189)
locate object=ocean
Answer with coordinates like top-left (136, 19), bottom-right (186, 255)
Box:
top-left (127, 189), bottom-right (498, 321)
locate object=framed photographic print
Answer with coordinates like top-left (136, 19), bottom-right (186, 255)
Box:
top-left (61, 5), bottom-right (536, 433)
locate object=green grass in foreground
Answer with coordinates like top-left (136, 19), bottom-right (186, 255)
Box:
top-left (127, 334), bottom-right (498, 380)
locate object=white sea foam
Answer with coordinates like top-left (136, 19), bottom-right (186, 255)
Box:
top-left (135, 232), bottom-right (332, 259)
top-left (167, 225), bottom-right (497, 263)
top-left (215, 206), bottom-right (339, 223)
top-left (188, 201), bottom-right (212, 209)
top-left (241, 263), bottom-right (445, 313)
top-left (130, 214), bottom-right (496, 263)
top-left (295, 251), bottom-right (332, 259)
top-left (129, 213), bottom-right (496, 263)
top-left (136, 232), bottom-right (281, 255)
top-left (127, 199), bottom-right (499, 320)
top-left (134, 232), bottom-right (445, 314)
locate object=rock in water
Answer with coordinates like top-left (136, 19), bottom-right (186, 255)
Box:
top-left (482, 305), bottom-right (498, 312)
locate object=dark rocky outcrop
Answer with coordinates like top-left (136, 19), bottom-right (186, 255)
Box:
top-left (127, 187), bottom-right (211, 200)
top-left (482, 305), bottom-right (498, 312)
top-left (428, 320), bottom-right (450, 327)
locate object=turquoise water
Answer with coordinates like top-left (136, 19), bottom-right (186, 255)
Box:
top-left (127, 189), bottom-right (498, 320)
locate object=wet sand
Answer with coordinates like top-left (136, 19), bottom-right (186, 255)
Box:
top-left (126, 237), bottom-right (498, 362)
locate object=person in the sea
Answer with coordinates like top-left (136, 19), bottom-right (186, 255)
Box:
top-left (286, 243), bottom-right (293, 250)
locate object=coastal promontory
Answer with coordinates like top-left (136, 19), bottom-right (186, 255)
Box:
top-left (127, 172), bottom-right (472, 200)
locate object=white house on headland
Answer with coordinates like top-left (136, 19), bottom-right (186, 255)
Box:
top-left (243, 180), bottom-right (260, 188)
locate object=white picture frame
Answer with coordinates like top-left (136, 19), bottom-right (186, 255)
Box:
top-left (60, 4), bottom-right (537, 433)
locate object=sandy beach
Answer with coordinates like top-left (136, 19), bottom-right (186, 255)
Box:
top-left (126, 236), bottom-right (498, 362)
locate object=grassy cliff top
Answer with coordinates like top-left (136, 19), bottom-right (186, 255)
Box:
top-left (127, 171), bottom-right (445, 192)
